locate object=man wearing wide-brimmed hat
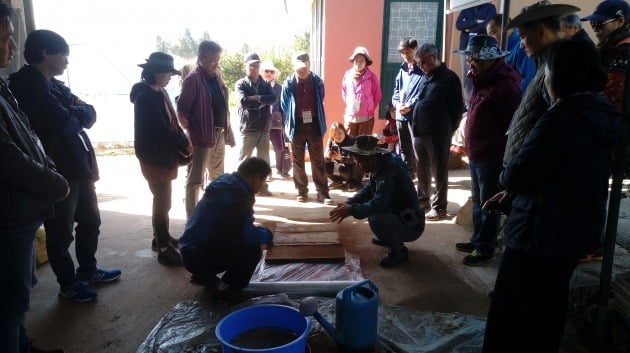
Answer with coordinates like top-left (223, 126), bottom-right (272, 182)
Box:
top-left (452, 35), bottom-right (521, 267)
top-left (501, 0), bottom-right (579, 167)
top-left (329, 135), bottom-right (425, 268)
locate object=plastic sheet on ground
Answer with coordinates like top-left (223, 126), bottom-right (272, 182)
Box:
top-left (136, 295), bottom-right (486, 353)
top-left (250, 251), bottom-right (364, 282)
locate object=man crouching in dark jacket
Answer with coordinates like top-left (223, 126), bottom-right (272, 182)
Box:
top-left (179, 157), bottom-right (274, 303)
top-left (0, 5), bottom-right (69, 353)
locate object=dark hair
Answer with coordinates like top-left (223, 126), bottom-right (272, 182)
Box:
top-left (198, 40), bottom-right (222, 58)
top-left (0, 3), bottom-right (14, 21)
top-left (141, 68), bottom-right (159, 85)
top-left (237, 157), bottom-right (271, 180)
top-left (399, 38), bottom-right (418, 50)
top-left (561, 14), bottom-right (582, 28)
top-left (544, 39), bottom-right (606, 98)
top-left (490, 14), bottom-right (504, 26)
top-left (24, 29), bottom-right (69, 64)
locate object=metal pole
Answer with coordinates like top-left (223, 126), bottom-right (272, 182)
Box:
top-left (594, 45), bottom-right (630, 346)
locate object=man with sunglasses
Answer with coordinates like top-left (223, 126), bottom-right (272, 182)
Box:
top-left (582, 0), bottom-right (630, 112)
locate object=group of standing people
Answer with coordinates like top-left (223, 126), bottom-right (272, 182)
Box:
top-left (1, 5), bottom-right (121, 352)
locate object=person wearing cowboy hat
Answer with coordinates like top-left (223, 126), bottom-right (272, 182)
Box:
top-left (582, 0), bottom-right (630, 113)
top-left (501, 0), bottom-right (579, 167)
top-left (130, 52), bottom-right (191, 266)
top-left (452, 35), bottom-right (521, 267)
top-left (8, 29), bottom-right (122, 303)
top-left (341, 46), bottom-right (382, 137)
top-left (329, 135), bottom-right (425, 268)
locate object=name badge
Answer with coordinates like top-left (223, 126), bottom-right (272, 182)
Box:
top-left (302, 109), bottom-right (313, 124)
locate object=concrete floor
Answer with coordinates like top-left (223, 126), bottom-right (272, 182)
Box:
top-left (27, 149), bottom-right (607, 352)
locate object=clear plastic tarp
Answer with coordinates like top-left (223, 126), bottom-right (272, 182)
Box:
top-left (136, 295), bottom-right (486, 353)
top-left (251, 251), bottom-right (364, 282)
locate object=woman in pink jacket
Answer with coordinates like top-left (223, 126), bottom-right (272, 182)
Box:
top-left (341, 46), bottom-right (383, 137)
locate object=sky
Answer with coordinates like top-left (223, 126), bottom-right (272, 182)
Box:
top-left (29, 0), bottom-right (312, 142)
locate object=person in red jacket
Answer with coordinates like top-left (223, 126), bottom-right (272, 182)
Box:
top-left (453, 35), bottom-right (521, 266)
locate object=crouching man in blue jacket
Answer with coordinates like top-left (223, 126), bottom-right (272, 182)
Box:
top-left (179, 157), bottom-right (273, 303)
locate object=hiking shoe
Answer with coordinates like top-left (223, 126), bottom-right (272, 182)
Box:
top-left (296, 194), bottom-right (308, 202)
top-left (328, 180), bottom-right (344, 189)
top-left (463, 250), bottom-right (493, 266)
top-left (151, 237), bottom-right (179, 251)
top-left (316, 193), bottom-right (335, 205)
top-left (371, 238), bottom-right (388, 247)
top-left (380, 247), bottom-right (409, 268)
top-left (59, 282), bottom-right (97, 303)
top-left (79, 268), bottom-right (121, 285)
top-left (158, 247), bottom-right (183, 266)
top-left (455, 242), bottom-right (475, 253)
top-left (425, 209), bottom-right (446, 221)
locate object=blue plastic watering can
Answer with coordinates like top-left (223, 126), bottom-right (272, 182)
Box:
top-left (300, 280), bottom-right (379, 350)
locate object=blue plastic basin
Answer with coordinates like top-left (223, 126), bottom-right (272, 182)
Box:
top-left (216, 304), bottom-right (311, 353)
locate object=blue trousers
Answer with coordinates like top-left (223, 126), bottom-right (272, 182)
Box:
top-left (44, 178), bottom-right (101, 288)
top-left (469, 160), bottom-right (502, 255)
top-left (0, 222), bottom-right (40, 353)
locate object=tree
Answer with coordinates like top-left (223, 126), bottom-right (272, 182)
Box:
top-left (293, 31), bottom-right (310, 52)
top-left (154, 28), bottom-right (211, 60)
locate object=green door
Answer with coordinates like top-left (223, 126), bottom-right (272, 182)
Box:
top-left (380, 0), bottom-right (444, 118)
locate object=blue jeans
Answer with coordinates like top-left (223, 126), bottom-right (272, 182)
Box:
top-left (0, 222), bottom-right (40, 353)
top-left (469, 160), bottom-right (502, 255)
top-left (45, 178), bottom-right (101, 288)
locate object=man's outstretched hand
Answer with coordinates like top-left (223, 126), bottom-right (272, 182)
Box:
top-left (329, 203), bottom-right (351, 224)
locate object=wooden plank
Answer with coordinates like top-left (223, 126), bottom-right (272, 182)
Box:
top-left (274, 232), bottom-right (339, 244)
top-left (274, 223), bottom-right (337, 233)
top-left (265, 243), bottom-right (346, 263)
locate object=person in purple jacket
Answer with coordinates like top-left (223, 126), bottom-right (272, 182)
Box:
top-left (453, 35), bottom-right (521, 266)
top-left (177, 40), bottom-right (236, 219)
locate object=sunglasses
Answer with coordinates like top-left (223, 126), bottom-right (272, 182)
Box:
top-left (264, 70), bottom-right (276, 73)
top-left (591, 17), bottom-right (617, 31)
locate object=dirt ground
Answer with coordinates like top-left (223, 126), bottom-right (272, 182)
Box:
top-left (24, 148), bottom-right (602, 352)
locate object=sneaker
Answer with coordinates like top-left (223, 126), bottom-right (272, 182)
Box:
top-left (371, 238), bottom-right (388, 247)
top-left (152, 237), bottom-right (179, 251)
top-left (425, 209), bottom-right (446, 221)
top-left (316, 193), bottom-right (335, 205)
top-left (380, 247), bottom-right (409, 268)
top-left (79, 268), bottom-right (121, 285)
top-left (190, 273), bottom-right (218, 286)
top-left (328, 180), bottom-right (344, 189)
top-left (296, 194), bottom-right (308, 202)
top-left (59, 282), bottom-right (97, 303)
top-left (158, 247), bottom-right (183, 266)
top-left (463, 250), bottom-right (493, 266)
top-left (278, 171), bottom-right (291, 179)
top-left (455, 242), bottom-right (475, 253)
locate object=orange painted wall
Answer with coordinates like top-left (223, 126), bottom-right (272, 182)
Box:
top-left (321, 0), bottom-right (385, 141)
